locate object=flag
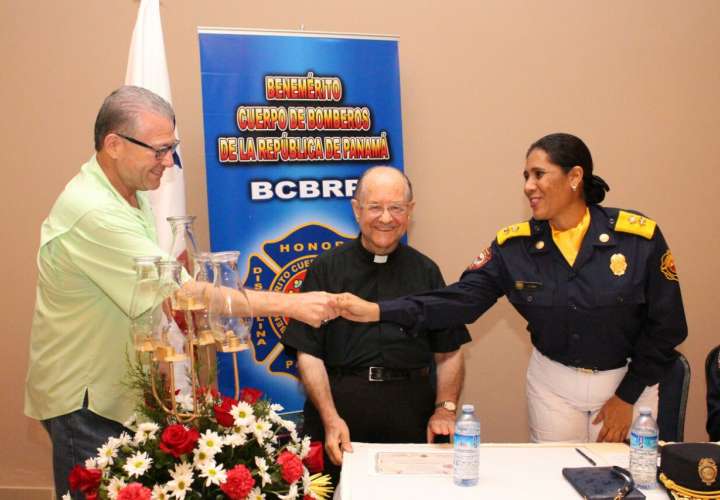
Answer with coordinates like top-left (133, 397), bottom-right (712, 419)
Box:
top-left (125, 0), bottom-right (189, 391)
top-left (125, 0), bottom-right (185, 253)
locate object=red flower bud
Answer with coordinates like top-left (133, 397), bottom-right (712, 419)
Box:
top-left (239, 387), bottom-right (263, 404)
top-left (214, 396), bottom-right (238, 427)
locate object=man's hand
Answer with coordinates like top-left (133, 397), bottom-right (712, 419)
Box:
top-left (427, 408), bottom-right (456, 443)
top-left (286, 291), bottom-right (339, 328)
top-left (593, 395), bottom-right (633, 442)
top-left (336, 293), bottom-right (380, 322)
top-left (324, 416), bottom-right (353, 465)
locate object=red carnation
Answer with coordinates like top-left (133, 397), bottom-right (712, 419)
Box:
top-left (220, 464), bottom-right (255, 500)
top-left (117, 482), bottom-right (152, 500)
top-left (303, 441), bottom-right (324, 473)
top-left (68, 465), bottom-right (102, 497)
top-left (159, 424), bottom-right (200, 458)
top-left (277, 450), bottom-right (304, 484)
top-left (214, 396), bottom-right (238, 427)
top-left (239, 387), bottom-right (263, 404)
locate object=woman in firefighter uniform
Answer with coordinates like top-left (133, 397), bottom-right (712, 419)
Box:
top-left (339, 132), bottom-right (687, 442)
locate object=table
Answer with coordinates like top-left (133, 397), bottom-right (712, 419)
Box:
top-left (336, 442), bottom-right (668, 499)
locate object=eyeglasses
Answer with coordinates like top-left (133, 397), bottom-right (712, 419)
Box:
top-left (360, 203), bottom-right (410, 217)
top-left (117, 133), bottom-right (180, 160)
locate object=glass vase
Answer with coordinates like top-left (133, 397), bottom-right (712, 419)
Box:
top-left (128, 256), bottom-right (161, 353)
top-left (208, 251), bottom-right (252, 353)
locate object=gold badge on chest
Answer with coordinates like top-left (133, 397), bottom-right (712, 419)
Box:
top-left (610, 253), bottom-right (627, 276)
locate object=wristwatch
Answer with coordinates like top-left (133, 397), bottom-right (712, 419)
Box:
top-left (434, 400), bottom-right (457, 412)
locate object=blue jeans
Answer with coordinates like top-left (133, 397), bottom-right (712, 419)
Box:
top-left (42, 398), bottom-right (129, 500)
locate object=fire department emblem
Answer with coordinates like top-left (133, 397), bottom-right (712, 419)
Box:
top-left (467, 247), bottom-right (492, 271)
top-left (660, 249), bottom-right (679, 281)
top-left (243, 223), bottom-right (353, 378)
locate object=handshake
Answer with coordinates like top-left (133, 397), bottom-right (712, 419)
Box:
top-left (178, 281), bottom-right (379, 328)
top-left (286, 291), bottom-right (381, 328)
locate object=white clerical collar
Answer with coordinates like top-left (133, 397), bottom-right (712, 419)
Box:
top-left (373, 254), bottom-right (388, 264)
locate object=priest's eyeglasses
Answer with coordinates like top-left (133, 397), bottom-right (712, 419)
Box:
top-left (361, 203), bottom-right (410, 217)
top-left (117, 133), bottom-right (180, 160)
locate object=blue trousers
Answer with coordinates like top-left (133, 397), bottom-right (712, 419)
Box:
top-left (42, 400), bottom-right (128, 500)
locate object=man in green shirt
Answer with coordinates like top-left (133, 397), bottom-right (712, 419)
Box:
top-left (25, 86), bottom-right (337, 499)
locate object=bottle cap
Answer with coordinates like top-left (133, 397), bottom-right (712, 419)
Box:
top-left (638, 406), bottom-right (652, 415)
top-left (462, 404), bottom-right (474, 413)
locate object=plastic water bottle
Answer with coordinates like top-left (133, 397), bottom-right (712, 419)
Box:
top-left (629, 407), bottom-right (658, 489)
top-left (453, 404), bottom-right (480, 486)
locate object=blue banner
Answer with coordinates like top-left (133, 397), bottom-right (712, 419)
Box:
top-left (198, 29), bottom-right (404, 411)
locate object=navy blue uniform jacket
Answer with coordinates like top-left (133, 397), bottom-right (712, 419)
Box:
top-left (380, 205), bottom-right (687, 404)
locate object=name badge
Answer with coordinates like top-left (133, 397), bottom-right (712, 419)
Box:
top-left (515, 281), bottom-right (543, 290)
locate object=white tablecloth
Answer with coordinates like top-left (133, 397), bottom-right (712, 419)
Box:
top-left (336, 442), bottom-right (668, 500)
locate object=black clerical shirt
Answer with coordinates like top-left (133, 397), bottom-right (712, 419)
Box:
top-left (282, 238), bottom-right (470, 369)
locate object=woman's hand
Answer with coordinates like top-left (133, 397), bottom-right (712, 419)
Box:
top-left (336, 293), bottom-right (380, 322)
top-left (593, 395), bottom-right (633, 442)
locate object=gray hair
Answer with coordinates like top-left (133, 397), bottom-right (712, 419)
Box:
top-left (353, 165), bottom-right (413, 202)
top-left (93, 85), bottom-right (175, 151)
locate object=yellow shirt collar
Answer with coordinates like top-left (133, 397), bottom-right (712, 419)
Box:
top-left (551, 208), bottom-right (590, 266)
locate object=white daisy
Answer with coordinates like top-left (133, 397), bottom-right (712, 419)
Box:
top-left (192, 447), bottom-right (212, 468)
top-left (199, 461), bottom-right (227, 486)
top-left (113, 431), bottom-right (133, 448)
top-left (281, 418), bottom-right (297, 433)
top-left (277, 483), bottom-right (299, 500)
top-left (123, 413), bottom-right (138, 429)
top-left (264, 443), bottom-right (276, 456)
top-left (176, 392), bottom-right (194, 412)
top-left (134, 422), bottom-right (160, 444)
top-left (198, 429), bottom-right (223, 456)
top-left (62, 494), bottom-right (72, 500)
top-left (301, 470), bottom-right (315, 497)
top-left (270, 403), bottom-right (284, 413)
top-left (107, 476), bottom-right (127, 500)
top-left (230, 401), bottom-right (255, 427)
top-left (123, 451), bottom-right (153, 477)
top-left (171, 461), bottom-right (194, 479)
top-left (96, 441), bottom-right (119, 467)
top-left (247, 487), bottom-right (266, 500)
top-left (167, 473), bottom-right (193, 500)
top-left (285, 442), bottom-right (300, 456)
top-left (224, 430), bottom-right (248, 448)
top-left (268, 411), bottom-right (283, 425)
top-left (255, 456), bottom-right (272, 486)
top-left (151, 484), bottom-right (171, 500)
top-left (84, 457), bottom-right (99, 469)
top-left (253, 418), bottom-right (272, 444)
top-left (299, 435), bottom-right (312, 459)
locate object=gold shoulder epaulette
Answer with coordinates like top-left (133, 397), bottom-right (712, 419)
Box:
top-left (496, 221), bottom-right (531, 245)
top-left (614, 210), bottom-right (656, 239)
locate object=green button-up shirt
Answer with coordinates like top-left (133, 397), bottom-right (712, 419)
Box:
top-left (25, 155), bottom-right (169, 423)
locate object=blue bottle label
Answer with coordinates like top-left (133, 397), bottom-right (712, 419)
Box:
top-left (454, 433), bottom-right (479, 449)
top-left (630, 432), bottom-right (657, 449)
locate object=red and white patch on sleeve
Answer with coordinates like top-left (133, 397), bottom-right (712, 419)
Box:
top-left (467, 247), bottom-right (492, 271)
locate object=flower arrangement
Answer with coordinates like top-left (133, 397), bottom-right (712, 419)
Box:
top-left (64, 385), bottom-right (331, 500)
